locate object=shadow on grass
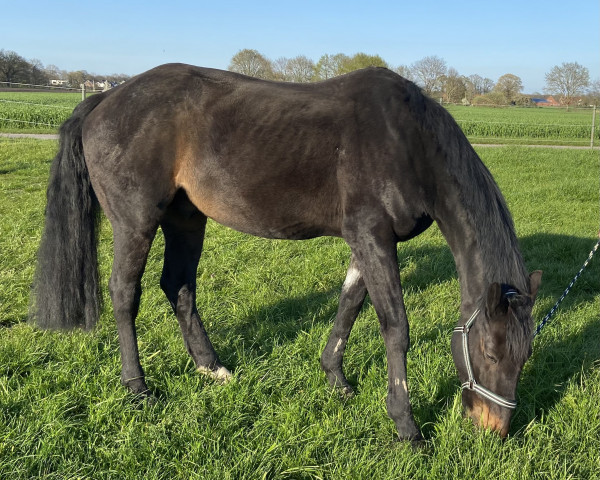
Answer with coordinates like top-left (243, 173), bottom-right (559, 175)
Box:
top-left (196, 233), bottom-right (598, 434)
top-left (510, 233), bottom-right (600, 433)
top-left (14, 229), bottom-right (598, 438)
top-left (414, 233), bottom-right (600, 436)
top-left (213, 240), bottom-right (457, 366)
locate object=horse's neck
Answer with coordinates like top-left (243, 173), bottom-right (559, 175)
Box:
top-left (421, 109), bottom-right (528, 320)
top-left (435, 190), bottom-right (526, 322)
top-left (436, 208), bottom-right (487, 319)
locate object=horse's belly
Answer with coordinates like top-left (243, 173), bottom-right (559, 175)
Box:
top-left (185, 186), bottom-right (342, 240)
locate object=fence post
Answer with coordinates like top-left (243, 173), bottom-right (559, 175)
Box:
top-left (81, 84), bottom-right (86, 102)
top-left (591, 105), bottom-right (597, 149)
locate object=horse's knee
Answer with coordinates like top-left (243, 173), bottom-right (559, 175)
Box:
top-left (176, 285), bottom-right (194, 311)
top-left (109, 274), bottom-right (141, 316)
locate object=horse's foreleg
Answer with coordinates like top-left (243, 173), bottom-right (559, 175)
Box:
top-left (160, 217), bottom-right (231, 383)
top-left (321, 253), bottom-right (366, 396)
top-left (109, 226), bottom-right (156, 397)
top-left (346, 230), bottom-right (422, 442)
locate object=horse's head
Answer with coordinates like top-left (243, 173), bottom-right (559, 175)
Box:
top-left (452, 271), bottom-right (542, 437)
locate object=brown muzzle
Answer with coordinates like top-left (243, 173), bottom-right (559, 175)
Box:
top-left (467, 396), bottom-right (511, 438)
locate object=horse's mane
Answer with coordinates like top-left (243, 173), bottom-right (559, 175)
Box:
top-left (418, 91), bottom-right (530, 294)
top-left (398, 75), bottom-right (533, 356)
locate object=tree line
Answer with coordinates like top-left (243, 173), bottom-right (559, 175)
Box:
top-left (2, 47), bottom-right (598, 106)
top-left (0, 49), bottom-right (130, 90)
top-left (229, 49), bottom-right (599, 106)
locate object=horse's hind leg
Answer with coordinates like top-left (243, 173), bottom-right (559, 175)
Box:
top-left (160, 206), bottom-right (231, 383)
top-left (321, 253), bottom-right (366, 396)
top-left (109, 225), bottom-right (157, 396)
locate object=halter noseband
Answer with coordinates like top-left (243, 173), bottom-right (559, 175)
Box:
top-left (453, 305), bottom-right (518, 410)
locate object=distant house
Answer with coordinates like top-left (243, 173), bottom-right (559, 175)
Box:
top-left (531, 96), bottom-right (560, 106)
top-left (79, 80), bottom-right (115, 91)
top-left (50, 79), bottom-right (68, 86)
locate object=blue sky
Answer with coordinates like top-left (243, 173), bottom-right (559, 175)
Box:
top-left (2, 0), bottom-right (598, 93)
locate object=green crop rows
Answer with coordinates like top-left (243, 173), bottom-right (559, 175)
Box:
top-left (1, 91), bottom-right (598, 146)
top-left (0, 92), bottom-right (80, 130)
top-left (445, 104), bottom-right (598, 145)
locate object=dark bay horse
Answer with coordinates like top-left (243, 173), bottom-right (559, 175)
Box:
top-left (31, 64), bottom-right (542, 441)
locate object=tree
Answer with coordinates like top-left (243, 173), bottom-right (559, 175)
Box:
top-left (0, 49), bottom-right (29, 85)
top-left (411, 55), bottom-right (447, 96)
top-left (494, 74), bottom-right (523, 103)
top-left (313, 53), bottom-right (387, 80)
top-left (107, 73), bottom-right (130, 84)
top-left (29, 58), bottom-right (48, 85)
top-left (313, 53), bottom-right (349, 81)
top-left (45, 64), bottom-right (66, 81)
top-left (472, 91), bottom-right (507, 106)
top-left (273, 55), bottom-right (314, 82)
top-left (228, 49), bottom-right (273, 79)
top-left (583, 78), bottom-right (600, 106)
top-left (394, 65), bottom-right (413, 82)
top-left (442, 67), bottom-right (466, 103)
top-left (338, 53), bottom-right (388, 74)
top-left (67, 70), bottom-right (89, 89)
top-left (545, 62), bottom-right (590, 105)
top-left (481, 77), bottom-right (495, 95)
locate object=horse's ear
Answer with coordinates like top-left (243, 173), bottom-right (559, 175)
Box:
top-left (486, 282), bottom-right (502, 315)
top-left (529, 271), bottom-right (543, 302)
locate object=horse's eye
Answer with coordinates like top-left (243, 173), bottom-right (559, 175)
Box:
top-left (484, 352), bottom-right (498, 364)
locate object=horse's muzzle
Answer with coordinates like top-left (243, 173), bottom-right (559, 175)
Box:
top-left (466, 395), bottom-right (511, 438)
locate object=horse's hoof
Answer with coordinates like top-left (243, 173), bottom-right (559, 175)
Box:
top-left (197, 365), bottom-right (233, 384)
top-left (396, 430), bottom-right (425, 447)
top-left (127, 388), bottom-right (157, 408)
top-left (138, 391), bottom-right (158, 407)
top-left (339, 385), bottom-right (355, 399)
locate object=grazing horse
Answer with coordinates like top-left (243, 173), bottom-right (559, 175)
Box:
top-left (31, 64), bottom-right (541, 441)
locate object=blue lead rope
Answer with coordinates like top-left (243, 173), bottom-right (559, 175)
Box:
top-left (534, 236), bottom-right (600, 338)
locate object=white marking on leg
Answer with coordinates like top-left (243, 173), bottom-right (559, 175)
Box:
top-left (197, 365), bottom-right (233, 384)
top-left (341, 265), bottom-right (361, 293)
top-left (333, 338), bottom-right (344, 353)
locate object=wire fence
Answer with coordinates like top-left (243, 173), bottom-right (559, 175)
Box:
top-left (0, 81), bottom-right (80, 92)
top-left (0, 82), bottom-right (91, 129)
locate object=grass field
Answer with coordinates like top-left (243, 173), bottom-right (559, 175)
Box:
top-left (1, 90), bottom-right (598, 147)
top-left (0, 138), bottom-right (599, 479)
top-left (445, 105), bottom-right (598, 146)
top-left (0, 92), bottom-right (81, 133)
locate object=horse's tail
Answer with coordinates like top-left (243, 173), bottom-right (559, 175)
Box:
top-left (30, 94), bottom-right (106, 330)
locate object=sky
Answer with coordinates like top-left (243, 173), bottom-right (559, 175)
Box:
top-left (1, 0), bottom-right (598, 94)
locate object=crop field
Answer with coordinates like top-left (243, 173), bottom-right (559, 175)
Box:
top-left (0, 92), bottom-right (80, 131)
top-left (0, 138), bottom-right (599, 479)
top-left (445, 105), bottom-right (598, 146)
top-left (1, 90), bottom-right (598, 147)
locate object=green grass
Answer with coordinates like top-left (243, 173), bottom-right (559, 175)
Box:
top-left (445, 105), bottom-right (599, 146)
top-left (1, 139), bottom-right (599, 479)
top-left (0, 92), bottom-right (80, 132)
